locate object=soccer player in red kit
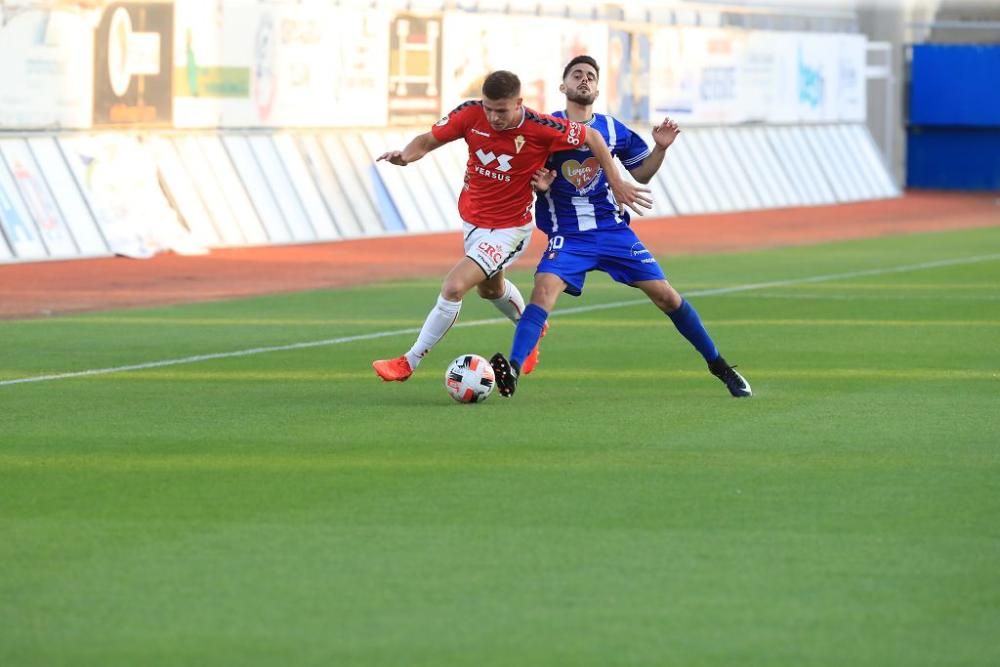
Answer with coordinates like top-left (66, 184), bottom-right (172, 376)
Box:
top-left (372, 70), bottom-right (651, 383)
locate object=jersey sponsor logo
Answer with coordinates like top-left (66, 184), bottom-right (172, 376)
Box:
top-left (562, 157), bottom-right (601, 191)
top-left (567, 121), bottom-right (583, 146)
top-left (476, 149), bottom-right (513, 172)
top-left (473, 165), bottom-right (512, 182)
top-left (474, 149), bottom-right (514, 181)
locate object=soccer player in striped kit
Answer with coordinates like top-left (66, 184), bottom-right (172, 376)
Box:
top-left (489, 56), bottom-right (752, 398)
top-left (372, 70), bottom-right (652, 383)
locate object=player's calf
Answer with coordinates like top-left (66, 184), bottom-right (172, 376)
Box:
top-left (520, 321), bottom-right (549, 375)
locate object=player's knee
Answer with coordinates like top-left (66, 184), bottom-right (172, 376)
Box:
top-left (655, 286), bottom-right (683, 313)
top-left (476, 283), bottom-right (504, 300)
top-left (530, 287), bottom-right (559, 310)
top-left (440, 282), bottom-right (467, 302)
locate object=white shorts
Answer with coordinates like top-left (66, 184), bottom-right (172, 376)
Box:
top-left (463, 221), bottom-right (534, 279)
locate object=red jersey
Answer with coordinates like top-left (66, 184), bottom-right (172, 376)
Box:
top-left (430, 101), bottom-right (587, 229)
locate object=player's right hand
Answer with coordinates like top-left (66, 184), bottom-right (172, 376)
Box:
top-left (610, 181), bottom-right (653, 216)
top-left (377, 150), bottom-right (408, 166)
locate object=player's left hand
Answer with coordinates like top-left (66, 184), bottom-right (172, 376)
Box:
top-left (610, 180), bottom-right (653, 216)
top-left (651, 117), bottom-right (681, 150)
top-left (531, 168), bottom-right (557, 193)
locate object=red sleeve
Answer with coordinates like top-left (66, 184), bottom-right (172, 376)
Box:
top-left (523, 109), bottom-right (587, 153)
top-left (430, 101), bottom-right (479, 143)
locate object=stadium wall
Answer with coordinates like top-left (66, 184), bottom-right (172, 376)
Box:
top-left (0, 0), bottom-right (900, 263)
top-left (0, 125), bottom-right (899, 263)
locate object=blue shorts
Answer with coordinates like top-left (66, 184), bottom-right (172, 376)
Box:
top-left (535, 227), bottom-right (665, 297)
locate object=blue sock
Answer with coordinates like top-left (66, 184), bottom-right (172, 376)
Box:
top-left (510, 304), bottom-right (549, 368)
top-left (667, 299), bottom-right (719, 363)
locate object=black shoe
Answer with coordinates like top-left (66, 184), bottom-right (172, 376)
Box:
top-left (709, 356), bottom-right (752, 398)
top-left (490, 352), bottom-right (519, 398)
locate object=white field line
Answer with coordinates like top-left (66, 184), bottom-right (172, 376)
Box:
top-left (3, 253), bottom-right (999, 388)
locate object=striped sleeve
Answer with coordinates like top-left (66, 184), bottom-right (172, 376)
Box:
top-left (616, 117), bottom-right (652, 168)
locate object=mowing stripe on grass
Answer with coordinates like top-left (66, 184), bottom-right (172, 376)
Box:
top-left (2, 252), bottom-right (998, 388)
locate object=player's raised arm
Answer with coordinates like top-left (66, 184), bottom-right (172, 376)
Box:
top-left (628, 117), bottom-right (680, 184)
top-left (377, 131), bottom-right (445, 166)
top-left (583, 130), bottom-right (653, 216)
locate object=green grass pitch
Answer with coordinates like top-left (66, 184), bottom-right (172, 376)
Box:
top-left (2, 226), bottom-right (998, 666)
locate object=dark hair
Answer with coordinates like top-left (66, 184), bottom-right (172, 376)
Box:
top-left (482, 70), bottom-right (521, 99)
top-left (562, 55), bottom-right (600, 80)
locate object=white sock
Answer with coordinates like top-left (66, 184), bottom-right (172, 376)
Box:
top-left (488, 279), bottom-right (526, 324)
top-left (405, 295), bottom-right (462, 369)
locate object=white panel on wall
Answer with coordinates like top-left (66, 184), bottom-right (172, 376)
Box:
top-left (801, 125), bottom-right (854, 202)
top-left (0, 10), bottom-right (94, 130)
top-left (773, 127), bottom-right (828, 205)
top-left (438, 138), bottom-right (468, 187)
top-left (0, 139), bottom-right (79, 258)
top-left (787, 126), bottom-right (838, 204)
top-left (649, 166), bottom-right (677, 218)
top-left (748, 128), bottom-right (803, 207)
top-left (830, 125), bottom-right (872, 199)
top-left (297, 134), bottom-right (363, 238)
top-left (248, 135), bottom-right (316, 242)
top-left (361, 132), bottom-right (431, 232)
top-left (0, 224), bottom-right (12, 260)
top-left (146, 135), bottom-right (222, 247)
top-left (320, 135), bottom-right (384, 235)
top-left (720, 127), bottom-right (778, 208)
top-left (671, 137), bottom-right (717, 213)
top-left (727, 129), bottom-right (783, 209)
top-left (656, 145), bottom-right (699, 215)
top-left (668, 135), bottom-right (714, 214)
top-left (804, 125), bottom-right (854, 201)
top-left (0, 158), bottom-right (46, 259)
top-left (764, 127), bottom-right (814, 205)
top-left (339, 134), bottom-right (392, 228)
top-left (624, 159), bottom-right (674, 218)
top-left (820, 125), bottom-right (870, 201)
top-left (222, 135), bottom-right (292, 244)
top-left (173, 136), bottom-right (247, 246)
top-left (424, 149), bottom-right (462, 227)
top-left (273, 134), bottom-right (340, 241)
top-left (27, 137), bottom-right (109, 257)
top-left (388, 130), bottom-right (455, 231)
top-left (431, 139), bottom-right (469, 227)
top-left (198, 136), bottom-right (270, 245)
top-left (49, 135), bottom-right (202, 258)
top-left (845, 124), bottom-right (899, 198)
top-left (684, 130), bottom-right (739, 212)
top-left (701, 128), bottom-right (759, 210)
top-left (411, 141), bottom-right (464, 230)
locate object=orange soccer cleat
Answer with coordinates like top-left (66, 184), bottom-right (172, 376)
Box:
top-left (519, 321), bottom-right (549, 376)
top-left (372, 355), bottom-right (413, 382)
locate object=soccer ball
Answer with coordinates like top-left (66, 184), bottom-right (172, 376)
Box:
top-left (444, 354), bottom-right (495, 403)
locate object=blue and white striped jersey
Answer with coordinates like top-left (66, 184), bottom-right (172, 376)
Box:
top-left (534, 111), bottom-right (650, 235)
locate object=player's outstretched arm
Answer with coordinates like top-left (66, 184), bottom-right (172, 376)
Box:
top-left (583, 130), bottom-right (652, 216)
top-left (377, 131), bottom-right (445, 166)
top-left (629, 117), bottom-right (681, 184)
